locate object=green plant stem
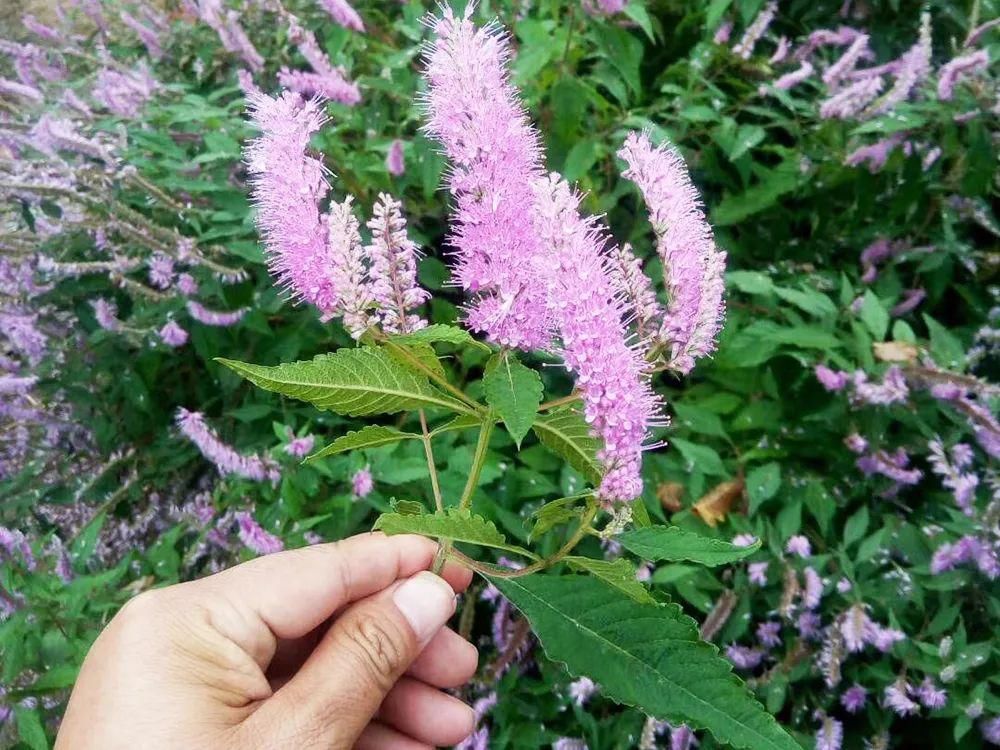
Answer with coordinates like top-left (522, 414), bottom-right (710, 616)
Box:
top-left (448, 502), bottom-right (598, 579)
top-left (432, 415), bottom-right (496, 575)
top-left (539, 391), bottom-right (581, 411)
top-left (418, 410), bottom-right (444, 513)
top-left (379, 337), bottom-right (484, 415)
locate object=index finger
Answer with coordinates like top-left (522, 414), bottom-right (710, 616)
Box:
top-left (197, 532), bottom-right (472, 640)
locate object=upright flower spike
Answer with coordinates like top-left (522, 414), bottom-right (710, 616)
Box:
top-left (244, 91), bottom-right (336, 315)
top-left (530, 174), bottom-right (662, 504)
top-left (422, 8), bottom-right (550, 350)
top-left (326, 197), bottom-right (372, 337)
top-left (318, 0), bottom-right (365, 32)
top-left (365, 193), bottom-right (429, 334)
top-left (618, 131), bottom-right (727, 374)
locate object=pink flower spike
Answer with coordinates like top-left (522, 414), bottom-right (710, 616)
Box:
top-left (386, 139), bottom-right (405, 176)
top-left (352, 467), bottom-right (374, 498)
top-left (159, 320), bottom-right (189, 347)
top-left (176, 408), bottom-right (279, 482)
top-left (234, 511), bottom-right (284, 555)
top-left (365, 193), bottom-right (429, 334)
top-left (318, 0), bottom-right (365, 32)
top-left (326, 197), bottom-right (373, 337)
top-left (618, 131), bottom-right (727, 374)
top-left (186, 301), bottom-right (247, 327)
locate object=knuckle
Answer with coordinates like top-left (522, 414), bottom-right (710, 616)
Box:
top-left (337, 612), bottom-right (408, 692)
top-left (114, 588), bottom-right (164, 628)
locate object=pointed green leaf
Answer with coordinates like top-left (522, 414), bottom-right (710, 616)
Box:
top-left (387, 341), bottom-right (447, 379)
top-left (216, 347), bottom-right (472, 417)
top-left (618, 526), bottom-right (760, 566)
top-left (373, 508), bottom-right (536, 558)
top-left (390, 323), bottom-right (490, 352)
top-left (564, 556), bottom-right (654, 603)
top-left (483, 352), bottom-right (543, 447)
top-left (306, 425), bottom-right (420, 462)
top-left (532, 408), bottom-right (602, 485)
top-left (14, 707), bottom-right (48, 750)
top-left (487, 574), bottom-right (798, 750)
top-left (530, 493), bottom-right (592, 539)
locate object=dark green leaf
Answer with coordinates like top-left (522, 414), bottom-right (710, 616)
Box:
top-left (618, 526), bottom-right (759, 566)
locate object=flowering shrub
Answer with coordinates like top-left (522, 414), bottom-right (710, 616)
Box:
top-left (1, 0), bottom-right (999, 749)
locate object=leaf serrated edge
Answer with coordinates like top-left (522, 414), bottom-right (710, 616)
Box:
top-left (306, 425), bottom-right (420, 462)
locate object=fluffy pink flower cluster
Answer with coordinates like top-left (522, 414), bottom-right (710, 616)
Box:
top-left (176, 408), bottom-right (279, 483)
top-left (245, 92), bottom-right (428, 337)
top-left (618, 132), bottom-right (727, 374)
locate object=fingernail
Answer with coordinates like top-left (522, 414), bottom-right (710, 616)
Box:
top-left (392, 571), bottom-right (456, 644)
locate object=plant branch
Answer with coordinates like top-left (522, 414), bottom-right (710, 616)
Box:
top-left (539, 391), bottom-right (581, 411)
top-left (418, 410), bottom-right (444, 513)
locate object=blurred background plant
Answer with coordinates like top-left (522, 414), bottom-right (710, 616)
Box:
top-left (0, 0), bottom-right (998, 748)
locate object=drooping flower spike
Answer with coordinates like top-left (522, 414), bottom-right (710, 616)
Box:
top-left (618, 131), bottom-right (727, 374)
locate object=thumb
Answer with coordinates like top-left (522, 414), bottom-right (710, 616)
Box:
top-left (247, 571), bottom-right (457, 749)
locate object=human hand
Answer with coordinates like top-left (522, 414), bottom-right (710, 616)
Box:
top-left (55, 533), bottom-right (478, 750)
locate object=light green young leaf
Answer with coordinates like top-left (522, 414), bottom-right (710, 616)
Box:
top-left (216, 347), bottom-right (472, 417)
top-left (618, 526), bottom-right (759, 566)
top-left (387, 341), bottom-right (446, 379)
top-left (430, 413), bottom-right (485, 437)
top-left (483, 352), bottom-right (543, 447)
top-left (532, 408), bottom-right (602, 485)
top-left (306, 425), bottom-right (420, 462)
top-left (747, 462), bottom-right (782, 514)
top-left (859, 291), bottom-right (889, 341)
top-left (373, 508), bottom-right (536, 558)
top-left (389, 323), bottom-right (490, 352)
top-left (530, 493), bottom-right (593, 539)
top-left (564, 556), bottom-right (655, 603)
top-left (488, 574), bottom-right (799, 750)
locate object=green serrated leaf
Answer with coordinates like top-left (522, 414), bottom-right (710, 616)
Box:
top-left (307, 425), bottom-right (420, 462)
top-left (387, 341), bottom-right (446, 379)
top-left (430, 413), bottom-right (485, 437)
top-left (390, 323), bottom-right (490, 352)
top-left (532, 408), bottom-right (602, 485)
top-left (618, 526), bottom-right (759, 566)
top-left (216, 348), bottom-right (472, 417)
top-left (488, 575), bottom-right (799, 750)
top-left (483, 353), bottom-right (543, 447)
top-left (373, 508), bottom-right (536, 558)
top-left (530, 493), bottom-right (593, 539)
top-left (565, 556), bottom-right (654, 603)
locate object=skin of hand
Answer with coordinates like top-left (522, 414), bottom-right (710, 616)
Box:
top-left (55, 532), bottom-right (479, 750)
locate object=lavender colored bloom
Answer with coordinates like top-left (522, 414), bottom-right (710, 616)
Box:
top-left (552, 739), bottom-right (588, 750)
top-left (844, 433), bottom-right (868, 454)
top-left (618, 131), bottom-right (726, 374)
top-left (884, 681), bottom-right (920, 716)
top-left (891, 288), bottom-right (925, 317)
top-left (770, 61), bottom-right (813, 91)
top-left (386, 139), bottom-right (405, 176)
top-left (234, 511), bottom-right (284, 555)
top-left (786, 535), bottom-right (811, 558)
top-left (277, 68), bottom-right (361, 105)
top-left (725, 644), bottom-right (764, 670)
top-left (823, 34), bottom-right (870, 86)
top-left (816, 364), bottom-right (849, 391)
top-left (159, 321), bottom-right (189, 347)
top-left (866, 13), bottom-right (931, 117)
top-left (635, 562), bottom-right (653, 582)
top-left (670, 725), bottom-right (697, 750)
top-left (186, 301), bottom-right (247, 327)
top-left (769, 37), bottom-right (790, 64)
top-left (0, 375), bottom-right (37, 395)
top-left (319, 0), bottom-right (365, 32)
top-left (757, 621), bottom-right (782, 648)
top-left (0, 78), bottom-right (44, 104)
top-left (802, 567), bottom-right (823, 609)
top-left (176, 408), bottom-right (279, 482)
top-left (30, 115), bottom-right (116, 165)
top-left (981, 716), bottom-right (1000, 745)
top-left (731, 533), bottom-right (757, 548)
top-left (845, 134), bottom-right (905, 172)
top-left (422, 8), bottom-right (550, 350)
top-left (22, 14), bottom-right (61, 43)
top-left (841, 684), bottom-right (868, 713)
top-left (608, 243), bottom-right (663, 343)
top-left (856, 448), bottom-right (923, 487)
top-left (928, 439), bottom-right (979, 514)
top-left (915, 678), bottom-right (947, 710)
top-left (820, 76), bottom-right (884, 119)
top-left (0, 526), bottom-right (35, 570)
top-left (530, 174), bottom-right (661, 503)
top-left (91, 298), bottom-right (121, 332)
top-left (284, 433), bottom-right (315, 458)
top-left (937, 50), bottom-right (989, 101)
top-left (93, 64), bottom-right (159, 118)
top-left (120, 10), bottom-right (163, 60)
top-left (352, 467), bottom-right (373, 498)
top-left (852, 366), bottom-right (908, 405)
top-left (732, 1), bottom-right (777, 59)
top-left (569, 676), bottom-right (597, 706)
top-left (148, 254), bottom-right (175, 289)
top-left (748, 561), bottom-right (769, 585)
top-left (815, 716), bottom-right (843, 750)
top-left (797, 612), bottom-right (821, 640)
top-left (366, 193), bottom-right (430, 334)
top-left (836, 578), bottom-right (852, 593)
top-left (712, 21), bottom-right (732, 45)
top-left (965, 18), bottom-right (1000, 47)
top-left (177, 273), bottom-right (199, 296)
